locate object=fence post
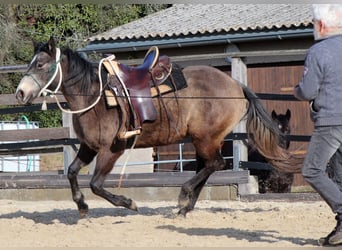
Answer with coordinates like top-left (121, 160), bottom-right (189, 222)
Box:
top-left (231, 57), bottom-right (248, 170)
top-left (62, 112), bottom-right (77, 174)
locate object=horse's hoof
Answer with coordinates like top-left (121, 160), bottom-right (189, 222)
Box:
top-left (78, 203), bottom-right (89, 218)
top-left (79, 209), bottom-right (88, 218)
top-left (129, 200), bottom-right (138, 212)
top-left (177, 208), bottom-right (188, 217)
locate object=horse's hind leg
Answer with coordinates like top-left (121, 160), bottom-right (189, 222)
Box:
top-left (178, 149), bottom-right (225, 216)
top-left (178, 154), bottom-right (207, 211)
top-left (90, 149), bottom-right (138, 211)
top-left (178, 167), bottom-right (213, 216)
top-left (67, 143), bottom-right (97, 217)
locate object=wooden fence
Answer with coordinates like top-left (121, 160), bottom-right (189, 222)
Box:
top-left (0, 89), bottom-right (252, 189)
top-left (0, 54), bottom-right (311, 190)
top-left (0, 89), bottom-right (311, 189)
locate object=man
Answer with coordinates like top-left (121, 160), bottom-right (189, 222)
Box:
top-left (294, 4), bottom-right (342, 246)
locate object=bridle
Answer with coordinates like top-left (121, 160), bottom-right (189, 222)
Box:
top-left (26, 48), bottom-right (104, 114)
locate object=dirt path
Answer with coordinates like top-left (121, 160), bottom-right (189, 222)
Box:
top-left (0, 199), bottom-right (334, 247)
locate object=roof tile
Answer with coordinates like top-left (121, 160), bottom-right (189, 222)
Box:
top-left (88, 4), bottom-right (313, 42)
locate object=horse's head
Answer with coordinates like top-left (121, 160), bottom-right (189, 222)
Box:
top-left (272, 109), bottom-right (291, 149)
top-left (16, 36), bottom-right (62, 104)
top-left (271, 109), bottom-right (291, 134)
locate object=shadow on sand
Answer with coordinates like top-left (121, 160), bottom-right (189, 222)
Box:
top-left (0, 204), bottom-right (319, 246)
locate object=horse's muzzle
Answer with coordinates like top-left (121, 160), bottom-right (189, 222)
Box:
top-left (15, 88), bottom-right (34, 105)
top-left (15, 90), bottom-right (25, 104)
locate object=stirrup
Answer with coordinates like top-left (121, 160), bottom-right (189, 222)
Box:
top-left (118, 129), bottom-right (141, 139)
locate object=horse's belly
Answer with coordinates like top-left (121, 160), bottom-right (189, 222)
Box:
top-left (135, 123), bottom-right (186, 148)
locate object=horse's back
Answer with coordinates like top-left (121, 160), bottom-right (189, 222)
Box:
top-left (136, 65), bottom-right (247, 148)
top-left (181, 65), bottom-right (247, 130)
top-left (180, 65), bottom-right (246, 101)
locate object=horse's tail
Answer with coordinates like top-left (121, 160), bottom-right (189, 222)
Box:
top-left (241, 84), bottom-right (304, 173)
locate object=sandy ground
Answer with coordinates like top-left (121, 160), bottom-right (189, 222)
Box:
top-left (0, 198), bottom-right (336, 247)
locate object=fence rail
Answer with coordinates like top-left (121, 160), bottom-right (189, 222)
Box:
top-left (0, 92), bottom-right (310, 157)
top-left (0, 170), bottom-right (249, 189)
top-left (1, 89), bottom-right (253, 188)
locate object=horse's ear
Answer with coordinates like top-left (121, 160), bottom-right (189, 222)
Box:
top-left (271, 110), bottom-right (277, 120)
top-left (285, 109), bottom-right (291, 120)
top-left (48, 36), bottom-right (57, 54)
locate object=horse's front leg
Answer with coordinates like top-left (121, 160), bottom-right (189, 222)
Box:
top-left (90, 149), bottom-right (138, 211)
top-left (67, 143), bottom-right (97, 217)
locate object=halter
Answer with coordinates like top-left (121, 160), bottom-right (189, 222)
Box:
top-left (27, 48), bottom-right (104, 114)
top-left (37, 48), bottom-right (63, 98)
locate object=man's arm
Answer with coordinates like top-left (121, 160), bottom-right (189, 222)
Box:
top-left (294, 50), bottom-right (322, 101)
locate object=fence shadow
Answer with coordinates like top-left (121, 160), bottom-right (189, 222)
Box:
top-left (156, 224), bottom-right (318, 246)
top-left (0, 205), bottom-right (178, 225)
top-left (0, 203), bottom-right (320, 246)
top-left (0, 203), bottom-right (296, 225)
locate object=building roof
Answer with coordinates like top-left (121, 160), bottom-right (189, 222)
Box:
top-left (88, 4), bottom-right (313, 42)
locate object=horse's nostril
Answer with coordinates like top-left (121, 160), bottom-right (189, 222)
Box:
top-left (16, 89), bottom-right (24, 101)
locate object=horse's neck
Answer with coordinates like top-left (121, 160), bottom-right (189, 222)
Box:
top-left (60, 57), bottom-right (101, 111)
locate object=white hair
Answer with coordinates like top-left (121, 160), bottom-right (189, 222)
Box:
top-left (312, 4), bottom-right (342, 27)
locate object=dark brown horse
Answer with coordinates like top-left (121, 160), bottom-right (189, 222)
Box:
top-left (249, 109), bottom-right (294, 193)
top-left (15, 37), bottom-right (302, 217)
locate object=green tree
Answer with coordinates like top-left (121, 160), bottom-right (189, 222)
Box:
top-left (0, 4), bottom-right (168, 127)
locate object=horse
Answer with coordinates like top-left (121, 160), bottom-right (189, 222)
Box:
top-left (249, 109), bottom-right (294, 193)
top-left (15, 37), bottom-right (303, 217)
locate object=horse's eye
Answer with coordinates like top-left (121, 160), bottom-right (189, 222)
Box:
top-left (37, 63), bottom-right (44, 69)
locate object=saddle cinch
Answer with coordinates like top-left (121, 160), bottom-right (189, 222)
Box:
top-left (103, 46), bottom-right (176, 139)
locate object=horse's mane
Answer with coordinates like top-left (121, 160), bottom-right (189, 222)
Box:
top-left (62, 48), bottom-right (98, 94)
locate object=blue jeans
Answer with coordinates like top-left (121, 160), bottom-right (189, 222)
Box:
top-left (302, 125), bottom-right (342, 215)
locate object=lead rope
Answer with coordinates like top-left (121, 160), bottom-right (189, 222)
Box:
top-left (117, 135), bottom-right (139, 191)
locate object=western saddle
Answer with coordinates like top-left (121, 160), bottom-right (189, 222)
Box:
top-left (103, 46), bottom-right (172, 139)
